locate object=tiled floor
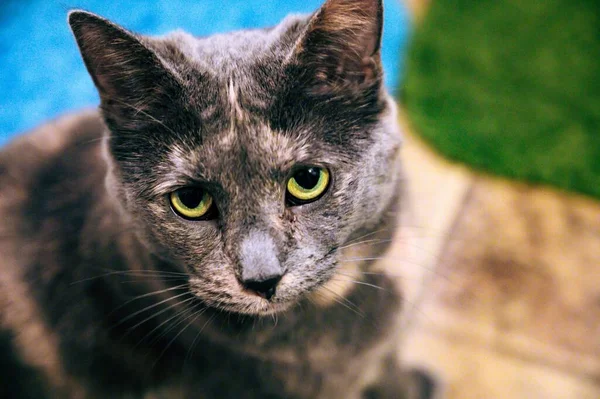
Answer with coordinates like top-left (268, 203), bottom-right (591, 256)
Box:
top-left (394, 110), bottom-right (600, 398)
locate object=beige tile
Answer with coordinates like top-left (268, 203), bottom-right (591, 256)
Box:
top-left (392, 112), bottom-right (473, 326)
top-left (404, 330), bottom-right (600, 399)
top-left (394, 109), bottom-right (600, 398)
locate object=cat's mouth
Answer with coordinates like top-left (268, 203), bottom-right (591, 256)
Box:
top-left (188, 252), bottom-right (339, 316)
top-left (207, 294), bottom-right (295, 316)
top-left (251, 301), bottom-right (294, 316)
top-left (188, 273), bottom-right (300, 316)
top-left (235, 271), bottom-right (302, 315)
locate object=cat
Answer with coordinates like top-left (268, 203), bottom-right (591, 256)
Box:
top-left (0, 0), bottom-right (418, 397)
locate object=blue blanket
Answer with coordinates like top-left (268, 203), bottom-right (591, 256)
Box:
top-left (0, 0), bottom-right (409, 144)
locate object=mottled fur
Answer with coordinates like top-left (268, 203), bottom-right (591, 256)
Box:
top-left (0, 0), bottom-right (412, 397)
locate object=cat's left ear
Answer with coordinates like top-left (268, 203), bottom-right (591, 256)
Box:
top-left (293, 0), bottom-right (383, 93)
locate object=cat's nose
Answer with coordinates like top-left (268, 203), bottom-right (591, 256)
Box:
top-left (241, 275), bottom-right (282, 300)
top-left (238, 230), bottom-right (284, 300)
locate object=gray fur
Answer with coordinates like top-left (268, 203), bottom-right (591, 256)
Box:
top-left (239, 230), bottom-right (283, 284)
top-left (0, 0), bottom-right (428, 397)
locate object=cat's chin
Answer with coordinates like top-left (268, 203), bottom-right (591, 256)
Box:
top-left (208, 297), bottom-right (296, 317)
top-left (250, 302), bottom-right (294, 316)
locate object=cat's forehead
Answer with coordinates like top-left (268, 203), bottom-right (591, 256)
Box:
top-left (161, 14), bottom-right (307, 76)
top-left (165, 90), bottom-right (313, 189)
top-left (160, 129), bottom-right (312, 202)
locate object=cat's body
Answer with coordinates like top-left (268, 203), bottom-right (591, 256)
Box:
top-left (0, 111), bottom-right (404, 399)
top-left (0, 1), bottom-right (412, 397)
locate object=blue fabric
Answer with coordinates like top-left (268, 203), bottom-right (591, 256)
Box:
top-left (0, 0), bottom-right (410, 145)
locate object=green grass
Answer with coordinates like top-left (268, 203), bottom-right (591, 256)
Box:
top-left (402, 0), bottom-right (600, 198)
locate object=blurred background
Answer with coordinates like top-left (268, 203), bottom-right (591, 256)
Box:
top-left (2, 0), bottom-right (599, 398)
top-left (398, 1), bottom-right (600, 398)
top-left (0, 0), bottom-right (410, 145)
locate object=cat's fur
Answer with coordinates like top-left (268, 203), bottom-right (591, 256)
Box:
top-left (0, 0), bottom-right (411, 397)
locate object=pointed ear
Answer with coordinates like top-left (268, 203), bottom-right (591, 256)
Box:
top-left (68, 11), bottom-right (179, 125)
top-left (293, 0), bottom-right (384, 93)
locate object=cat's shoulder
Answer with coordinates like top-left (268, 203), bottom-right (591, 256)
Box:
top-left (0, 109), bottom-right (108, 246)
top-left (0, 111), bottom-right (107, 397)
top-left (0, 110), bottom-right (106, 196)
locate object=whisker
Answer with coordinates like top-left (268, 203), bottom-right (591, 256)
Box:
top-left (146, 305), bottom-right (202, 349)
top-left (107, 284), bottom-right (190, 317)
top-left (98, 269), bottom-right (188, 276)
top-left (400, 297), bottom-right (440, 331)
top-left (341, 256), bottom-right (452, 279)
top-left (112, 289), bottom-right (190, 326)
top-left (385, 259), bottom-right (457, 284)
top-left (130, 305), bottom-right (196, 360)
top-left (340, 256), bottom-right (386, 263)
top-left (343, 228), bottom-right (392, 246)
top-left (184, 312), bottom-right (216, 367)
top-left (127, 296), bottom-right (197, 342)
top-left (184, 318), bottom-right (206, 367)
top-left (338, 238), bottom-right (393, 251)
top-left (346, 271), bottom-right (421, 282)
top-left (331, 275), bottom-right (385, 291)
top-left (152, 307), bottom-right (206, 370)
top-left (143, 306), bottom-right (199, 365)
top-left (119, 276), bottom-right (189, 284)
top-left (320, 286), bottom-right (365, 318)
top-left (327, 276), bottom-right (440, 332)
top-left (71, 270), bottom-right (187, 285)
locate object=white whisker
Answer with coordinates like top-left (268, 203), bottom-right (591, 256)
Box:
top-left (320, 286), bottom-right (365, 318)
top-left (113, 290), bottom-right (191, 327)
top-left (152, 307), bottom-right (206, 369)
top-left (338, 238), bottom-right (393, 250)
top-left (128, 296), bottom-right (197, 339)
top-left (331, 275), bottom-right (385, 291)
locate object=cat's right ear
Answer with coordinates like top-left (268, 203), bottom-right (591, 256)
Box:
top-left (68, 11), bottom-right (179, 125)
top-left (291, 0), bottom-right (384, 95)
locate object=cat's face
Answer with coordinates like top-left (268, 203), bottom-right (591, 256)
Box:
top-left (69, 0), bottom-right (402, 315)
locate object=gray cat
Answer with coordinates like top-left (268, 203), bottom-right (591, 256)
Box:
top-left (0, 0), bottom-right (424, 397)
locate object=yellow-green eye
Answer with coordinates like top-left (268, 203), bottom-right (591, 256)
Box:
top-left (170, 188), bottom-right (214, 219)
top-left (286, 167), bottom-right (330, 204)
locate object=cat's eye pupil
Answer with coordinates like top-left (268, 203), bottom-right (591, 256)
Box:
top-left (285, 166), bottom-right (330, 205)
top-left (178, 188), bottom-right (203, 208)
top-left (294, 167), bottom-right (320, 189)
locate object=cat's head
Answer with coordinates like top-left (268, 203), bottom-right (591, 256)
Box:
top-left (69, 0), bottom-right (402, 315)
